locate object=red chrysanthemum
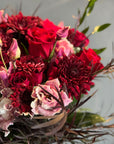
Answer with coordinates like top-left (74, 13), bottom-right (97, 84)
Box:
top-left (48, 51), bottom-right (103, 99)
top-left (7, 12), bottom-right (43, 35)
top-left (9, 87), bottom-right (33, 113)
top-left (8, 55), bottom-right (46, 113)
top-left (16, 55), bottom-right (46, 85)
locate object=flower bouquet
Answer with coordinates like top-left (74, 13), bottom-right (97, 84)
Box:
top-left (0, 0), bottom-right (114, 143)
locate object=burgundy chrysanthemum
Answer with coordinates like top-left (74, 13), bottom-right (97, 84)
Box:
top-left (8, 55), bottom-right (46, 113)
top-left (48, 53), bottom-right (102, 99)
top-left (7, 12), bottom-right (43, 35)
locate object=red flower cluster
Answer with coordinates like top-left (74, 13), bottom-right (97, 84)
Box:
top-left (8, 56), bottom-right (45, 113)
top-left (48, 49), bottom-right (103, 99)
top-left (0, 10), bottom-right (104, 118)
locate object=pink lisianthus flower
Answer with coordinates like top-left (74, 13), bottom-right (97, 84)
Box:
top-left (0, 67), bottom-right (8, 87)
top-left (0, 98), bottom-right (15, 136)
top-left (57, 22), bottom-right (69, 39)
top-left (0, 10), bottom-right (8, 23)
top-left (55, 39), bottom-right (75, 57)
top-left (7, 38), bottom-right (21, 61)
top-left (31, 78), bottom-right (72, 116)
top-left (0, 62), bottom-right (14, 88)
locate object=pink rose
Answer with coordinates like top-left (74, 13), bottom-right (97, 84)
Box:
top-left (55, 39), bottom-right (74, 57)
top-left (31, 78), bottom-right (72, 116)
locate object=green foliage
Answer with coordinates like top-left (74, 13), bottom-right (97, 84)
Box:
top-left (21, 42), bottom-right (29, 55)
top-left (79, 0), bottom-right (98, 26)
top-left (93, 48), bottom-right (106, 55)
top-left (48, 41), bottom-right (57, 62)
top-left (81, 26), bottom-right (89, 34)
top-left (97, 23), bottom-right (111, 32)
top-left (67, 112), bottom-right (105, 127)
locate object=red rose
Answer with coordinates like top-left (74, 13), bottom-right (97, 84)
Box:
top-left (27, 19), bottom-right (60, 59)
top-left (67, 29), bottom-right (89, 48)
top-left (79, 48), bottom-right (104, 73)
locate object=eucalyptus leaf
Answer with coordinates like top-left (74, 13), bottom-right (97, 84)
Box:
top-left (81, 26), bottom-right (89, 34)
top-left (87, 5), bottom-right (94, 16)
top-left (79, 10), bottom-right (87, 26)
top-left (93, 48), bottom-right (106, 54)
top-left (88, 0), bottom-right (98, 8)
top-left (67, 112), bottom-right (105, 127)
top-left (97, 23), bottom-right (111, 32)
top-left (92, 23), bottom-right (111, 35)
top-left (79, 0), bottom-right (98, 26)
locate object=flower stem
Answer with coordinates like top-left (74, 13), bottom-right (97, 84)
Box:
top-left (48, 41), bottom-right (57, 62)
top-left (0, 48), bottom-right (7, 70)
top-left (21, 42), bottom-right (29, 55)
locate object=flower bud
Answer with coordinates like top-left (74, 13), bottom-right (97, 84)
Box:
top-left (7, 38), bottom-right (21, 61)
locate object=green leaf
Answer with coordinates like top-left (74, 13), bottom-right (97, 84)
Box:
top-left (81, 26), bottom-right (89, 34)
top-left (93, 48), bottom-right (106, 54)
top-left (88, 0), bottom-right (98, 8)
top-left (21, 42), bottom-right (29, 55)
top-left (97, 23), bottom-right (111, 32)
top-left (48, 41), bottom-right (57, 62)
top-left (79, 0), bottom-right (98, 26)
top-left (67, 112), bottom-right (105, 127)
top-left (80, 10), bottom-right (87, 26)
top-left (87, 5), bottom-right (94, 16)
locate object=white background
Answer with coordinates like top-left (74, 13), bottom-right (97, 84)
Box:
top-left (0, 0), bottom-right (114, 143)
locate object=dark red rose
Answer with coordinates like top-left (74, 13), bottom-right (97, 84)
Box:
top-left (26, 19), bottom-right (60, 59)
top-left (47, 52), bottom-right (103, 99)
top-left (67, 29), bottom-right (89, 48)
top-left (8, 71), bottom-right (34, 88)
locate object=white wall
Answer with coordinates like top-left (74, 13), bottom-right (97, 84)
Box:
top-left (0, 0), bottom-right (114, 143)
